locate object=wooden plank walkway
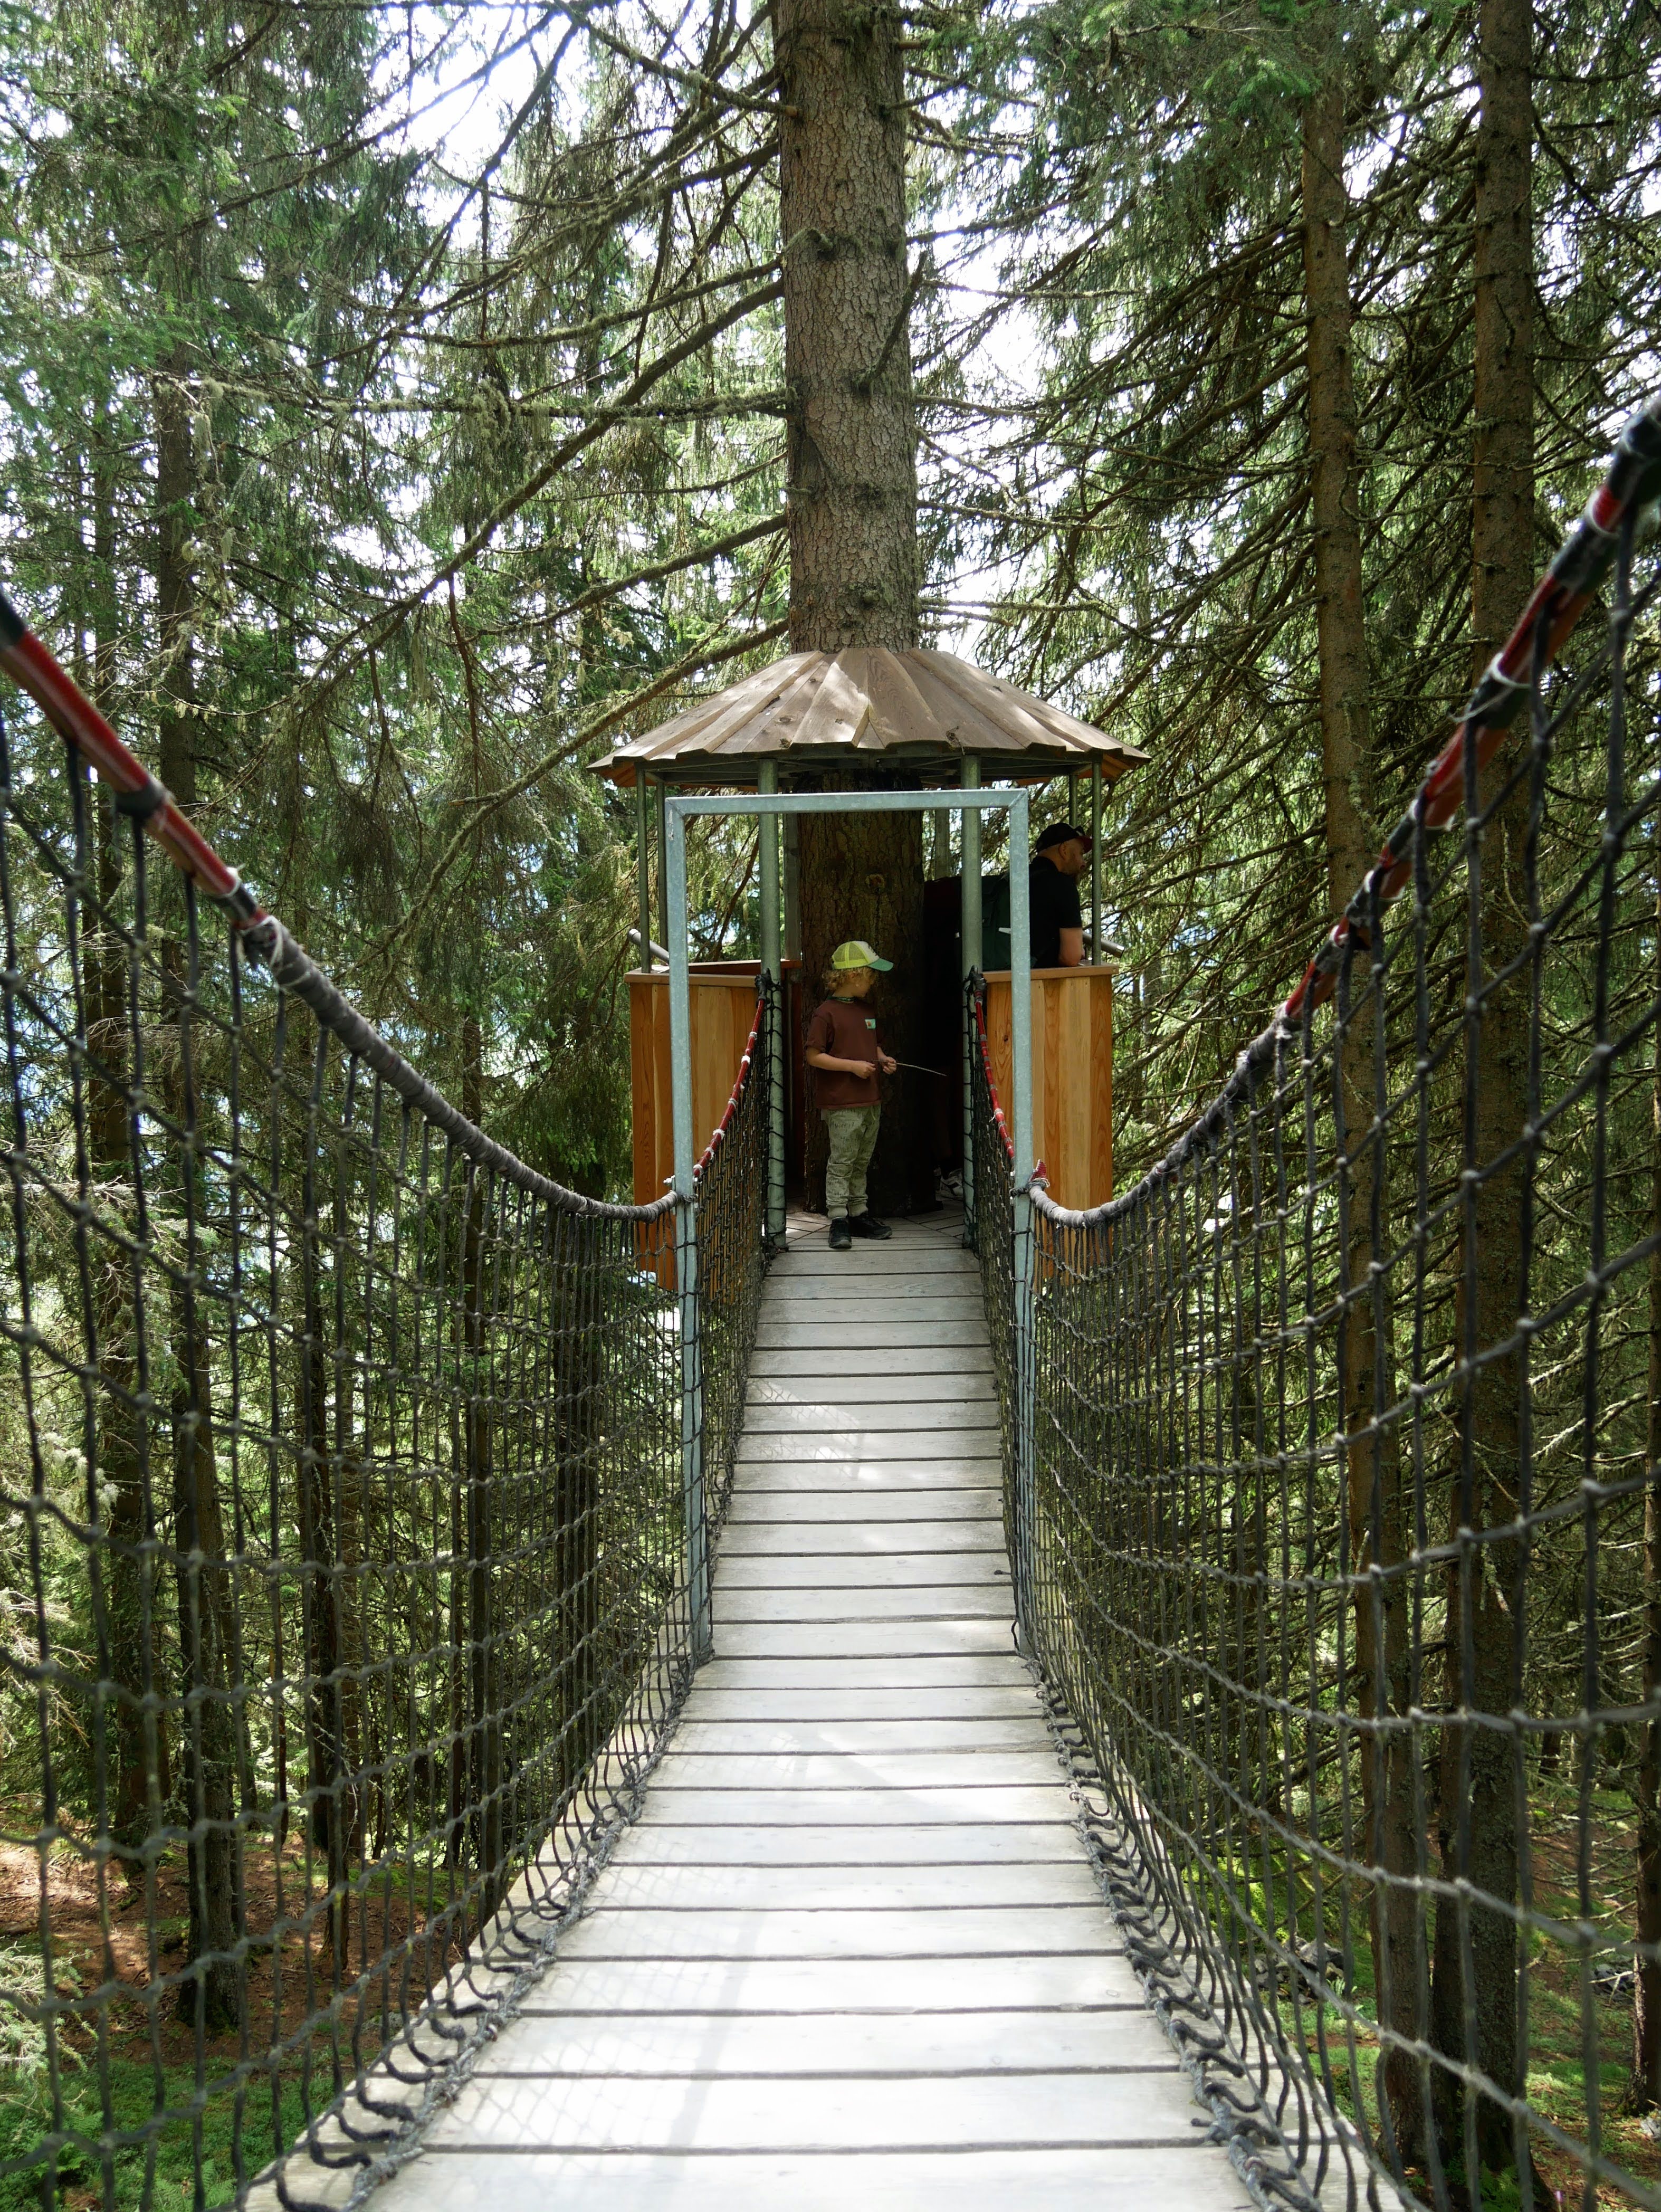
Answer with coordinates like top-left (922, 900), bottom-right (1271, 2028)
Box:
top-left (374, 1213), bottom-right (1249, 2212)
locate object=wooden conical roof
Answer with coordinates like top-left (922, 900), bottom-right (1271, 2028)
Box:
top-left (592, 646), bottom-right (1146, 787)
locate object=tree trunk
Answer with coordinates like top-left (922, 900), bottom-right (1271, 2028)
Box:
top-left (83, 412), bottom-right (169, 1860)
top-left (461, 1018), bottom-right (503, 1909)
top-left (154, 355), bottom-right (242, 2032)
top-left (1302, 67), bottom-right (1424, 2172)
top-left (1431, 0), bottom-right (1535, 2178)
top-left (1631, 854), bottom-right (1661, 2109)
top-left (778, 0), bottom-right (917, 654)
top-left (778, 0), bottom-right (931, 1215)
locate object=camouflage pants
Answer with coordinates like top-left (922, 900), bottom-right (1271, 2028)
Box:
top-left (823, 1106), bottom-right (881, 1218)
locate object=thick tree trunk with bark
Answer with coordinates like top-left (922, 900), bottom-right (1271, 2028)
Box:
top-left (1430, 0), bottom-right (1535, 2177)
top-left (1632, 859), bottom-right (1661, 2109)
top-left (82, 418), bottom-right (170, 1858)
top-left (778, 0), bottom-right (916, 653)
top-left (155, 356), bottom-right (242, 2031)
top-left (778, 0), bottom-right (930, 1216)
top-left (1302, 69), bottom-right (1424, 2170)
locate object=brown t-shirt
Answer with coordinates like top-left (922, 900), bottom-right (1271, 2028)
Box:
top-left (805, 996), bottom-right (885, 1111)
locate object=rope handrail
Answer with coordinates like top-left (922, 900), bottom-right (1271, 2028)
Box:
top-left (972, 395), bottom-right (1661, 2210)
top-left (0, 589), bottom-right (671, 1224)
top-left (0, 613), bottom-right (770, 2210)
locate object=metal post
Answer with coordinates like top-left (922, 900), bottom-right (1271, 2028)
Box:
top-left (665, 805), bottom-right (711, 1664)
top-left (757, 761), bottom-right (785, 1245)
top-left (1090, 758), bottom-right (1103, 964)
top-left (782, 810), bottom-right (801, 962)
top-left (1006, 787), bottom-right (1037, 1650)
top-left (960, 758), bottom-right (981, 1245)
top-left (634, 771), bottom-right (653, 967)
top-left (655, 777), bottom-right (671, 958)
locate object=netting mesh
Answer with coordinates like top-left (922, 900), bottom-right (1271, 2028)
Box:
top-left (972, 415), bottom-right (1661, 2209)
top-left (0, 682), bottom-right (770, 2208)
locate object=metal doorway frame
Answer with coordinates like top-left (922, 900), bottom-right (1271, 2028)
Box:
top-left (662, 785), bottom-right (1036, 1660)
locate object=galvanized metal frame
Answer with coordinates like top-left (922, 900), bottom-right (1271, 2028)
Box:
top-left (662, 784), bottom-right (1036, 1658)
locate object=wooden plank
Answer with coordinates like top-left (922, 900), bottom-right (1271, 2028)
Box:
top-left (712, 1554), bottom-right (1010, 1589)
top-left (693, 1654), bottom-right (1029, 1688)
top-left (754, 1320), bottom-right (991, 1349)
top-left (718, 1522), bottom-right (1004, 1555)
top-left (648, 1751), bottom-right (1058, 1791)
top-left (747, 1370), bottom-right (996, 1404)
top-left (375, 2147), bottom-right (1253, 2212)
top-left (470, 2001), bottom-right (1153, 2076)
top-left (715, 1589), bottom-right (1011, 1624)
top-left (510, 1953), bottom-right (1134, 2013)
top-left (763, 1291), bottom-right (987, 1314)
top-left (681, 1687), bottom-right (1040, 1721)
top-left (580, 1863), bottom-right (1104, 1911)
top-left (422, 2068), bottom-right (1207, 2153)
top-left (748, 1347), bottom-right (992, 1378)
top-left (771, 1251), bottom-right (978, 1274)
top-left (730, 1458), bottom-right (1005, 1489)
top-left (610, 1823), bottom-right (1082, 1868)
top-left (740, 1400), bottom-right (1000, 1434)
top-left (634, 1786), bottom-right (1068, 1825)
top-left (671, 1720), bottom-right (1047, 1756)
top-left (723, 1489), bottom-right (1001, 1521)
top-left (736, 1433), bottom-right (999, 1464)
top-left (555, 1904), bottom-right (1119, 1961)
top-left (710, 1625), bottom-right (1015, 1662)
top-left (762, 1274), bottom-right (984, 1301)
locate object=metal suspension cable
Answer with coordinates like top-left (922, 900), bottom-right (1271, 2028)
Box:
top-left (0, 596), bottom-right (770, 2209)
top-left (969, 395), bottom-right (1661, 2210)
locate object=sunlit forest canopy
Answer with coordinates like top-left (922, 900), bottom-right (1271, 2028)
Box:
top-left (2, 0), bottom-right (1655, 1190)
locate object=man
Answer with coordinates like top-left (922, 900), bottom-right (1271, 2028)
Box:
top-left (1029, 821), bottom-right (1092, 968)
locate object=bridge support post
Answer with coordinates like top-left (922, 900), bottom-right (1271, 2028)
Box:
top-left (665, 803), bottom-right (712, 1665)
top-left (960, 756), bottom-right (981, 1244)
top-left (758, 761), bottom-right (786, 1247)
top-left (1007, 796), bottom-right (1038, 1648)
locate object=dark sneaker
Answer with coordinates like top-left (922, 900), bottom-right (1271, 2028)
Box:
top-left (828, 1217), bottom-right (853, 1251)
top-left (847, 1213), bottom-right (892, 1240)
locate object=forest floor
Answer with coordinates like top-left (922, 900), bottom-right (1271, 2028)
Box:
top-left (0, 1819), bottom-right (466, 2209)
top-left (1305, 1775), bottom-right (1659, 2208)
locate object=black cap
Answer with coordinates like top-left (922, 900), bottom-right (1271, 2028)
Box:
top-left (1035, 821), bottom-right (1093, 855)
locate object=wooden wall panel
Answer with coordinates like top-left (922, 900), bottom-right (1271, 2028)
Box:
top-left (628, 968), bottom-right (769, 1208)
top-left (982, 967), bottom-right (1115, 1213)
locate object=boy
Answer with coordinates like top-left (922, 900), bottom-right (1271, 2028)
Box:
top-left (804, 940), bottom-right (898, 1251)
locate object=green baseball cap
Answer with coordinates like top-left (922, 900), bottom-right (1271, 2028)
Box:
top-left (830, 939), bottom-right (893, 972)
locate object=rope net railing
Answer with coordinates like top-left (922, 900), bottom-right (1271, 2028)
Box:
top-left (972, 398), bottom-right (1661, 2211)
top-left (0, 595), bottom-right (771, 2210)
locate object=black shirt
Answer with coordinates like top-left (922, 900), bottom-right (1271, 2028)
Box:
top-left (1028, 856), bottom-right (1083, 968)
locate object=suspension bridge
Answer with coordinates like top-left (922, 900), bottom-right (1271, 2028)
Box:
top-left (0, 393), bottom-right (1658, 2212)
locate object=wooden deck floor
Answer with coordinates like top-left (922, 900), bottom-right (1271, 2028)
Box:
top-left (373, 1213), bottom-right (1249, 2211)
